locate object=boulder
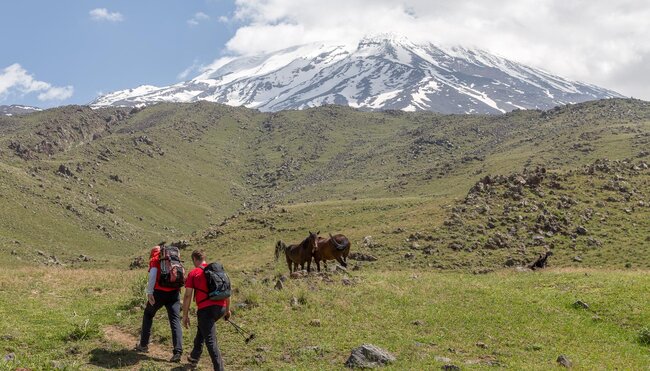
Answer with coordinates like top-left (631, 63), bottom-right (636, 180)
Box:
top-left (345, 344), bottom-right (396, 368)
top-left (557, 355), bottom-right (572, 368)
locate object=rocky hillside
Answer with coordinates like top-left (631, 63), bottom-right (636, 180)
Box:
top-left (435, 159), bottom-right (650, 270)
top-left (0, 98), bottom-right (647, 267)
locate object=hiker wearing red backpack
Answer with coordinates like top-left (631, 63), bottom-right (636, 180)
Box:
top-left (182, 249), bottom-right (231, 370)
top-left (136, 243), bottom-right (186, 363)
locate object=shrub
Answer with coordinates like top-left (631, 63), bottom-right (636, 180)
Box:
top-left (639, 327), bottom-right (650, 346)
top-left (65, 319), bottom-right (100, 342)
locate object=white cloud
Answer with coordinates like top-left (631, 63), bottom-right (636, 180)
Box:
top-left (218, 15), bottom-right (229, 23)
top-left (89, 8), bottom-right (124, 22)
top-left (188, 12), bottom-right (210, 26)
top-left (37, 86), bottom-right (74, 101)
top-left (177, 59), bottom-right (203, 80)
top-left (0, 64), bottom-right (74, 102)
top-left (221, 0), bottom-right (650, 99)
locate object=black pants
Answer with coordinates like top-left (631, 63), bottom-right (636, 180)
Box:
top-left (139, 289), bottom-right (183, 355)
top-left (190, 305), bottom-right (227, 371)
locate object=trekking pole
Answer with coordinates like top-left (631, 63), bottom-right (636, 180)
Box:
top-left (226, 319), bottom-right (255, 343)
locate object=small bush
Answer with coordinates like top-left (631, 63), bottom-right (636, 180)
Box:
top-left (243, 292), bottom-right (260, 308)
top-left (121, 275), bottom-right (148, 310)
top-left (298, 291), bottom-right (308, 305)
top-left (65, 319), bottom-right (100, 342)
top-left (639, 328), bottom-right (650, 346)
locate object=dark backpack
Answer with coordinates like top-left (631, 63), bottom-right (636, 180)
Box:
top-left (158, 245), bottom-right (185, 288)
top-left (200, 262), bottom-right (231, 302)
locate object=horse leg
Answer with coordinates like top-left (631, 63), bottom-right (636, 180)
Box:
top-left (316, 259), bottom-right (321, 272)
top-left (286, 256), bottom-right (292, 273)
top-left (336, 256), bottom-right (348, 268)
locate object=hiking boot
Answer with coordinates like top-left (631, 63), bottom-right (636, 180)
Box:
top-left (134, 344), bottom-right (149, 353)
top-left (187, 355), bottom-right (199, 365)
top-left (169, 352), bottom-right (182, 363)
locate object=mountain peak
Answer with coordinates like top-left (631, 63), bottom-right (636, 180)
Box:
top-left (92, 35), bottom-right (623, 114)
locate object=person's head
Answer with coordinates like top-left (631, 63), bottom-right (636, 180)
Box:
top-left (191, 249), bottom-right (206, 267)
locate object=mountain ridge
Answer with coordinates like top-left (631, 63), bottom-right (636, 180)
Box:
top-left (92, 34), bottom-right (623, 114)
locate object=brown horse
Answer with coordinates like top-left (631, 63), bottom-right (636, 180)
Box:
top-left (275, 231), bottom-right (319, 273)
top-left (313, 233), bottom-right (350, 272)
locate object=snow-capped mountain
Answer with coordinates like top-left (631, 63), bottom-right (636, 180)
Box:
top-left (92, 34), bottom-right (623, 114)
top-left (0, 104), bottom-right (42, 116)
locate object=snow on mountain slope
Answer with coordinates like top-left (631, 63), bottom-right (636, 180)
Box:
top-left (0, 104), bottom-right (42, 116)
top-left (91, 34), bottom-right (623, 114)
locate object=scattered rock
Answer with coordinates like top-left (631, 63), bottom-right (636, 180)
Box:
top-left (345, 344), bottom-right (396, 368)
top-left (434, 356), bottom-right (452, 363)
top-left (557, 354), bottom-right (572, 368)
top-left (404, 252), bottom-right (415, 259)
top-left (109, 174), bottom-right (123, 183)
top-left (274, 280), bottom-right (284, 290)
top-left (573, 300), bottom-right (589, 310)
top-left (290, 270), bottom-right (308, 279)
top-left (573, 256), bottom-right (583, 262)
top-left (3, 352), bottom-right (15, 362)
top-left (290, 297), bottom-right (300, 308)
top-left (348, 252), bottom-right (378, 262)
top-left (441, 365), bottom-right (460, 371)
top-left (412, 320), bottom-right (425, 326)
top-left (309, 319), bottom-right (321, 327)
top-left (170, 240), bottom-right (190, 249)
top-left (476, 341), bottom-right (488, 349)
top-left (336, 265), bottom-right (348, 274)
top-left (129, 256), bottom-right (145, 269)
top-left (203, 228), bottom-right (224, 240)
top-left (575, 226), bottom-right (588, 235)
top-left (56, 164), bottom-right (74, 177)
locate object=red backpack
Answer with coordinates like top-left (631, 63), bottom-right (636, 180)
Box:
top-left (158, 245), bottom-right (186, 288)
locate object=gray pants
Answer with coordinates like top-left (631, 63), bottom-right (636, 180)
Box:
top-left (139, 289), bottom-right (183, 355)
top-left (190, 305), bottom-right (227, 371)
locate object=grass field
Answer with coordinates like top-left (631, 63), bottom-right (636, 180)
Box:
top-left (1, 267), bottom-right (649, 370)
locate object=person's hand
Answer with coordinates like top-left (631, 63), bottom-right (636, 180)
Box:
top-left (183, 315), bottom-right (190, 329)
top-left (224, 310), bottom-right (231, 321)
top-left (147, 294), bottom-right (155, 306)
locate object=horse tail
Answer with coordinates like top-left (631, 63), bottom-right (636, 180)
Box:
top-left (329, 233), bottom-right (349, 251)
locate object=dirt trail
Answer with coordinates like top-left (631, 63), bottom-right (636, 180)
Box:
top-left (103, 325), bottom-right (169, 359)
top-left (98, 325), bottom-right (190, 369)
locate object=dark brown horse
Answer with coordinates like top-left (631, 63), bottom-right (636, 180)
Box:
top-left (275, 231), bottom-right (319, 273)
top-left (313, 233), bottom-right (350, 272)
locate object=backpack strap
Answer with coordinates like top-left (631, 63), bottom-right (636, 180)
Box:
top-left (195, 266), bottom-right (210, 304)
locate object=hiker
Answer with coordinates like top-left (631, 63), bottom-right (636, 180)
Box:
top-left (182, 249), bottom-right (231, 370)
top-left (136, 244), bottom-right (184, 362)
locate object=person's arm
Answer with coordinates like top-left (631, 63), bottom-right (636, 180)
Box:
top-left (182, 288), bottom-right (193, 329)
top-left (145, 267), bottom-right (157, 305)
top-left (224, 297), bottom-right (231, 320)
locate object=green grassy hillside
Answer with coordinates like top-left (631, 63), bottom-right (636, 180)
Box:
top-left (0, 99), bottom-right (648, 267)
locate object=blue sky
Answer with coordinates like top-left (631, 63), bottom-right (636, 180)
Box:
top-left (0, 1), bottom-right (237, 107)
top-left (2, 0), bottom-right (649, 107)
